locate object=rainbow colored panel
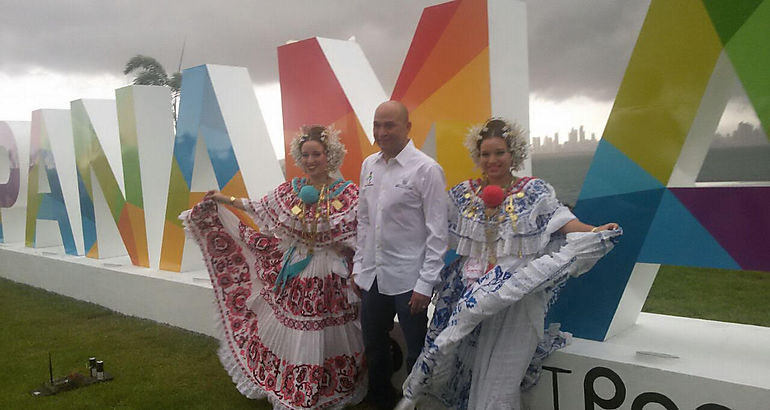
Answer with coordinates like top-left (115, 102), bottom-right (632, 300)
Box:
top-left (26, 110), bottom-right (78, 254)
top-left (71, 100), bottom-right (149, 266)
top-left (278, 0), bottom-right (492, 186)
top-left (549, 0), bottom-right (770, 341)
top-left (0, 123), bottom-right (21, 209)
top-left (159, 65), bottom-right (251, 272)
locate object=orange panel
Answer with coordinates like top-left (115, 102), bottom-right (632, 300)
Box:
top-left (122, 203), bottom-right (149, 267)
top-left (159, 221), bottom-right (185, 272)
top-left (410, 48), bottom-right (491, 147)
top-left (398, 0), bottom-right (489, 110)
top-left (87, 242), bottom-right (99, 259)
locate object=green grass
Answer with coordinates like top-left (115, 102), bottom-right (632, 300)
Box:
top-left (0, 277), bottom-right (257, 409)
top-left (0, 277), bottom-right (378, 410)
top-left (1, 264), bottom-right (767, 409)
top-left (642, 265), bottom-right (770, 327)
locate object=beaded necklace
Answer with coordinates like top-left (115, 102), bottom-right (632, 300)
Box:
top-left (274, 177), bottom-right (350, 293)
top-left (289, 177), bottom-right (349, 247)
top-left (461, 177), bottom-right (530, 264)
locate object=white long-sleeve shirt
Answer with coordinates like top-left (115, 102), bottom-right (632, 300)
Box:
top-left (352, 140), bottom-right (448, 296)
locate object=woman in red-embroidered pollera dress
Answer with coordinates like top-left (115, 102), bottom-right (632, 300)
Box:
top-left (182, 125), bottom-right (366, 410)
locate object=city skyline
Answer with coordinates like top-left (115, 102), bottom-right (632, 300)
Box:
top-left (530, 120), bottom-right (768, 155)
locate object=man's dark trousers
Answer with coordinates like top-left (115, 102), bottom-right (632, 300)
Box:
top-left (361, 278), bottom-right (429, 404)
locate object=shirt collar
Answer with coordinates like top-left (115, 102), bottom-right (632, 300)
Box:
top-left (376, 139), bottom-right (415, 165)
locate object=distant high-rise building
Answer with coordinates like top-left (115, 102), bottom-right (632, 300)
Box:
top-left (568, 128), bottom-right (578, 145)
top-left (591, 132), bottom-right (597, 141)
top-left (579, 125), bottom-right (586, 142)
top-left (544, 136), bottom-right (554, 152)
top-left (531, 136), bottom-right (541, 150)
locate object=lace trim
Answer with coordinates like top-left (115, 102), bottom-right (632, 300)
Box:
top-left (449, 178), bottom-right (562, 260)
top-left (247, 181), bottom-right (358, 249)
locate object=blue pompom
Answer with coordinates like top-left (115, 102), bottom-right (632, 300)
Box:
top-left (298, 185), bottom-right (320, 204)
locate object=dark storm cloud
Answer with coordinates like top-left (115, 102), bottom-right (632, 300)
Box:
top-left (527, 0), bottom-right (651, 101)
top-left (0, 0), bottom-right (651, 100)
top-left (0, 0), bottom-right (436, 88)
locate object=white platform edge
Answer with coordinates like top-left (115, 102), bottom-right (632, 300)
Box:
top-left (564, 312), bottom-right (770, 391)
top-left (1, 242), bottom-right (768, 399)
top-left (0, 242), bottom-right (216, 337)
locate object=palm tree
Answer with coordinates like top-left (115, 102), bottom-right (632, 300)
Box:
top-left (123, 55), bottom-right (182, 127)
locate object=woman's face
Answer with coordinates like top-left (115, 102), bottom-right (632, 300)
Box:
top-left (479, 137), bottom-right (512, 182)
top-left (300, 140), bottom-right (329, 181)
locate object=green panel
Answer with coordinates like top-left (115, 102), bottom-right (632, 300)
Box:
top-left (24, 162), bottom-right (40, 246)
top-left (91, 153), bottom-right (126, 223)
top-left (164, 159), bottom-right (191, 229)
top-left (72, 100), bottom-right (130, 224)
top-left (70, 101), bottom-right (94, 194)
top-left (116, 87), bottom-right (144, 207)
top-left (702, 0), bottom-right (764, 45)
top-left (604, 0), bottom-right (723, 184)
top-left (723, 0), bottom-right (770, 140)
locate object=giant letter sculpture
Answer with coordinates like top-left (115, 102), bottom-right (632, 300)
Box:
top-left (160, 65), bottom-right (283, 272)
top-left (0, 121), bottom-right (30, 243)
top-left (548, 0), bottom-right (770, 340)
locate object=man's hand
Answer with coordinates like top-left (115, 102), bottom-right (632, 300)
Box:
top-left (408, 291), bottom-right (431, 315)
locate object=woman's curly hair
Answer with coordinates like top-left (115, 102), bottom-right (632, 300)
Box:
top-left (463, 118), bottom-right (528, 171)
top-left (289, 124), bottom-right (347, 173)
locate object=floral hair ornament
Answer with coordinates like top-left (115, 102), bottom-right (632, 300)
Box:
top-left (289, 124), bottom-right (347, 173)
top-left (463, 117), bottom-right (529, 171)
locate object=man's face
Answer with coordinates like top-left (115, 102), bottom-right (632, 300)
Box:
top-left (373, 103), bottom-right (411, 158)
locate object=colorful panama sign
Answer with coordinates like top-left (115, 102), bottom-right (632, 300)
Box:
top-left (0, 0), bottom-right (767, 343)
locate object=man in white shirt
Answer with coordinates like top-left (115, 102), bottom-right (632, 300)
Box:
top-left (353, 100), bottom-right (448, 408)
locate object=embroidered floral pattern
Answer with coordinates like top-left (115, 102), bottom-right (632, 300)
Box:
top-left (403, 178), bottom-right (620, 409)
top-left (248, 181), bottom-right (358, 249)
top-left (449, 178), bottom-right (561, 261)
top-left (184, 198), bottom-right (365, 409)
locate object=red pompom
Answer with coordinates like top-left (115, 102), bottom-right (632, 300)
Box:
top-left (479, 185), bottom-right (505, 208)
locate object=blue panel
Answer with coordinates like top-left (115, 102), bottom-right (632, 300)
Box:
top-left (35, 154), bottom-right (77, 255)
top-left (578, 139), bottom-right (664, 201)
top-left (77, 171), bottom-right (96, 253)
top-left (0, 214), bottom-right (4, 242)
top-left (174, 64), bottom-right (240, 190)
top-left (547, 188), bottom-right (665, 340)
top-left (174, 65), bottom-right (208, 185)
top-left (200, 72), bottom-right (239, 188)
top-left (638, 189), bottom-right (741, 269)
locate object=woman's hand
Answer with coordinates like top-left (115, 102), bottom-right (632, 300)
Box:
top-left (204, 191), bottom-right (245, 210)
top-left (560, 219), bottom-right (620, 234)
top-left (204, 190), bottom-right (220, 201)
top-left (333, 243), bottom-right (355, 260)
top-left (592, 222), bottom-right (619, 232)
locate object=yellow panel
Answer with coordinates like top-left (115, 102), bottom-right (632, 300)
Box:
top-left (605, 0), bottom-right (723, 183)
top-left (436, 120), bottom-right (482, 188)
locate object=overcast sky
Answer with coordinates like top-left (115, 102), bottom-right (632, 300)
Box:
top-left (0, 0), bottom-right (760, 156)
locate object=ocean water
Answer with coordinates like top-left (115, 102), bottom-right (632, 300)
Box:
top-left (532, 144), bottom-right (770, 206)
